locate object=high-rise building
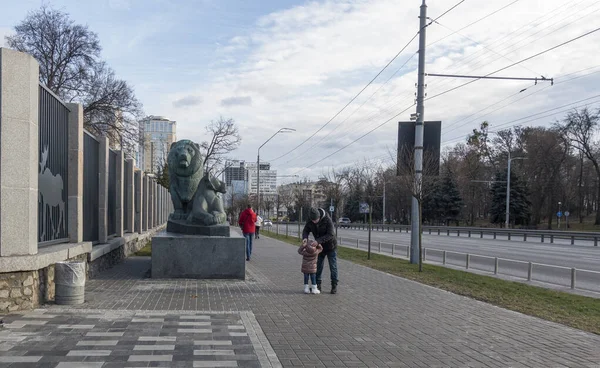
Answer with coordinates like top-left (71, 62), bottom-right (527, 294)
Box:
top-left (224, 160), bottom-right (248, 186)
top-left (137, 116), bottom-right (176, 174)
top-left (246, 162), bottom-right (277, 196)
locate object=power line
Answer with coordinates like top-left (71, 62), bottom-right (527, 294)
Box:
top-left (441, 95), bottom-right (600, 145)
top-left (269, 32), bottom-right (420, 163)
top-left (424, 0), bottom-right (593, 97)
top-left (442, 66), bottom-right (600, 133)
top-left (426, 27), bottom-right (600, 101)
top-left (430, 0), bottom-right (466, 23)
top-left (278, 52), bottom-right (418, 165)
top-left (291, 104), bottom-right (415, 175)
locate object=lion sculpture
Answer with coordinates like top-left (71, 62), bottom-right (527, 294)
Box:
top-left (167, 139), bottom-right (227, 226)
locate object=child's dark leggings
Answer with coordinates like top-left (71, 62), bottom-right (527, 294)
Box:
top-left (303, 273), bottom-right (316, 285)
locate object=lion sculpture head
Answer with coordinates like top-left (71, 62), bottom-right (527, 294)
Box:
top-left (168, 140), bottom-right (203, 178)
top-left (168, 140), bottom-right (204, 203)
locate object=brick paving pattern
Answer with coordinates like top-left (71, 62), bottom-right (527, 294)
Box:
top-left (1, 230), bottom-right (600, 367)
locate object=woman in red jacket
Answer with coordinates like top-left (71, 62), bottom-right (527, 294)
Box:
top-left (238, 204), bottom-right (257, 261)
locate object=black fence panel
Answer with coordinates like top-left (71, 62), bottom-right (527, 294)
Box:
top-left (38, 85), bottom-right (70, 246)
top-left (83, 132), bottom-right (99, 242)
top-left (123, 160), bottom-right (131, 232)
top-left (107, 150), bottom-right (117, 236)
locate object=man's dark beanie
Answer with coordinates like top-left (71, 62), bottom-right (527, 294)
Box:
top-left (309, 207), bottom-right (320, 221)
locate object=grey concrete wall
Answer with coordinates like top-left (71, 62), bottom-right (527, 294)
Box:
top-left (66, 103), bottom-right (83, 243)
top-left (0, 48), bottom-right (40, 256)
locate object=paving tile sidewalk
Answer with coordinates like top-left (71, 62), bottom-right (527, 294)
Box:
top-left (2, 231), bottom-right (600, 367)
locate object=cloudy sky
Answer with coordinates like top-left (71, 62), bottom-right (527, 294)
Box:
top-left (2, 0), bottom-right (599, 182)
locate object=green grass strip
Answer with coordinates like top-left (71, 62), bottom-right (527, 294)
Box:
top-left (263, 229), bottom-right (600, 335)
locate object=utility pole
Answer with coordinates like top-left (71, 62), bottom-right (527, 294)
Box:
top-left (410, 0), bottom-right (427, 265)
top-left (505, 151), bottom-right (511, 228)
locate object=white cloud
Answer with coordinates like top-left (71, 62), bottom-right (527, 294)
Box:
top-left (158, 0), bottom-right (600, 179)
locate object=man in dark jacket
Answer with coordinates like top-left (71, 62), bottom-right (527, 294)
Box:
top-left (302, 207), bottom-right (339, 294)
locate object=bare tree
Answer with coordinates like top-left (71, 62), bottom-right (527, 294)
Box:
top-left (6, 5), bottom-right (101, 99)
top-left (557, 108), bottom-right (600, 224)
top-left (6, 5), bottom-right (143, 152)
top-left (394, 146), bottom-right (440, 271)
top-left (201, 117), bottom-right (242, 173)
top-left (82, 62), bottom-right (143, 154)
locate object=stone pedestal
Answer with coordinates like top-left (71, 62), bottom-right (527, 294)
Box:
top-left (151, 232), bottom-right (245, 279)
top-left (166, 220), bottom-right (230, 236)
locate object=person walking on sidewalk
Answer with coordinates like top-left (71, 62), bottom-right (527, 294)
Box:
top-left (239, 204), bottom-right (257, 261)
top-left (302, 207), bottom-right (339, 294)
top-left (298, 240), bottom-right (322, 294)
top-left (255, 214), bottom-right (263, 239)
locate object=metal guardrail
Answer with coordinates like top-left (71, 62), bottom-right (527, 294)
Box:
top-left (268, 225), bottom-right (600, 293)
top-left (274, 222), bottom-right (600, 246)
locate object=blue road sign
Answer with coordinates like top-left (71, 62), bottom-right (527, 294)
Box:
top-left (557, 211), bottom-right (563, 218)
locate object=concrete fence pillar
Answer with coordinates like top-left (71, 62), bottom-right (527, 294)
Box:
top-left (134, 170), bottom-right (144, 233)
top-left (142, 175), bottom-right (149, 232)
top-left (66, 103), bottom-right (83, 243)
top-left (148, 179), bottom-right (154, 229)
top-left (98, 136), bottom-right (109, 243)
top-left (115, 150), bottom-right (124, 237)
top-left (125, 159), bottom-right (135, 232)
top-left (0, 48), bottom-right (39, 256)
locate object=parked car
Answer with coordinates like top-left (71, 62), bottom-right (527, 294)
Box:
top-left (338, 217), bottom-right (351, 227)
top-left (263, 220), bottom-right (273, 227)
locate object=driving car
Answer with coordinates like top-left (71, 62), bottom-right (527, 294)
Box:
top-left (338, 217), bottom-right (351, 227)
top-left (263, 219), bottom-right (273, 227)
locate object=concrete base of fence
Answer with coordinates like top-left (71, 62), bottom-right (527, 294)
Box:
top-left (166, 220), bottom-right (230, 236)
top-left (0, 244), bottom-right (89, 313)
top-left (151, 232), bottom-right (245, 279)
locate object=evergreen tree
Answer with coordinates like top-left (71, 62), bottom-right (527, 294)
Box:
top-left (422, 170), bottom-right (463, 225)
top-left (438, 171), bottom-right (463, 224)
top-left (490, 170), bottom-right (531, 226)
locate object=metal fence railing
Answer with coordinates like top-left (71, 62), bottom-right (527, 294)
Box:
top-left (274, 222), bottom-right (600, 246)
top-left (107, 150), bottom-right (117, 236)
top-left (267, 225), bottom-right (600, 294)
top-left (83, 131), bottom-right (99, 242)
top-left (123, 159), bottom-right (131, 232)
top-left (38, 84), bottom-right (70, 246)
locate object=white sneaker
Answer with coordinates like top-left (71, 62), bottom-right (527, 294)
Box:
top-left (311, 286), bottom-right (321, 294)
top-left (304, 284), bottom-right (310, 294)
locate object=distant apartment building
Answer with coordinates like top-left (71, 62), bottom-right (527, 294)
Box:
top-left (137, 116), bottom-right (176, 174)
top-left (246, 162), bottom-right (277, 196)
top-left (276, 180), bottom-right (330, 218)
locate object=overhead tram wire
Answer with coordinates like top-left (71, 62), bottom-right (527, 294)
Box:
top-left (442, 64), bottom-right (600, 133)
top-left (424, 0), bottom-right (592, 95)
top-left (291, 104), bottom-right (415, 175)
top-left (268, 32), bottom-right (420, 163)
top-left (441, 94), bottom-right (600, 144)
top-left (277, 0), bottom-right (469, 167)
top-left (280, 52), bottom-right (419, 166)
top-left (271, 0), bottom-right (468, 165)
top-left (425, 27), bottom-right (600, 101)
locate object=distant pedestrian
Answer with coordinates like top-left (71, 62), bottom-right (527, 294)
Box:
top-left (302, 207), bottom-right (339, 294)
top-left (298, 240), bottom-right (323, 294)
top-left (239, 204), bottom-right (257, 261)
top-left (255, 214), bottom-right (263, 239)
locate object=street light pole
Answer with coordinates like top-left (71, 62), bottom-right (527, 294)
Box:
top-left (257, 128), bottom-right (295, 212)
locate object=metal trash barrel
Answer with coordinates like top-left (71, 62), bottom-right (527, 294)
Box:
top-left (55, 261), bottom-right (86, 305)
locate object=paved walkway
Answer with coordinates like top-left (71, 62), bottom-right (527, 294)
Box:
top-left (1, 232), bottom-right (600, 367)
